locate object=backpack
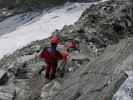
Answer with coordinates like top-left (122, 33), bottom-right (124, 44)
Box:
top-left (40, 47), bottom-right (49, 59)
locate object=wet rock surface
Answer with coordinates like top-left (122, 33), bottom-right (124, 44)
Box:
top-left (0, 0), bottom-right (132, 100)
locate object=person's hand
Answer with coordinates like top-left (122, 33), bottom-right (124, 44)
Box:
top-left (61, 51), bottom-right (70, 62)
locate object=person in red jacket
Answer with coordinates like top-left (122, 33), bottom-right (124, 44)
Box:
top-left (40, 36), bottom-right (65, 80)
top-left (66, 40), bottom-right (80, 52)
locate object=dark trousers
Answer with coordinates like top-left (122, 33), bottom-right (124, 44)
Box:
top-left (45, 62), bottom-right (57, 80)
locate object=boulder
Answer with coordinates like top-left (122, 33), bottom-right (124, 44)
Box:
top-left (8, 62), bottom-right (17, 74)
top-left (40, 80), bottom-right (61, 100)
top-left (0, 0), bottom-right (16, 9)
top-left (28, 61), bottom-right (45, 74)
top-left (16, 54), bottom-right (36, 63)
top-left (71, 53), bottom-right (89, 62)
top-left (0, 85), bottom-right (16, 100)
top-left (0, 70), bottom-right (8, 85)
top-left (0, 92), bottom-right (14, 100)
top-left (15, 67), bottom-right (28, 79)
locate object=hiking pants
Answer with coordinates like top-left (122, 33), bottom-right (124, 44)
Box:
top-left (45, 62), bottom-right (57, 80)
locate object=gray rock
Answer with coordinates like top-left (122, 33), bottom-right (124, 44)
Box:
top-left (7, 62), bottom-right (18, 75)
top-left (0, 92), bottom-right (14, 100)
top-left (16, 54), bottom-right (36, 63)
top-left (0, 70), bottom-right (8, 85)
top-left (0, 85), bottom-right (16, 100)
top-left (28, 61), bottom-right (45, 74)
top-left (15, 67), bottom-right (28, 79)
top-left (13, 79), bottom-right (31, 100)
top-left (71, 53), bottom-right (89, 62)
top-left (0, 0), bottom-right (16, 9)
top-left (40, 80), bottom-right (61, 100)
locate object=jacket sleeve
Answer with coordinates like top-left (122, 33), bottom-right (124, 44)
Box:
top-left (39, 47), bottom-right (49, 59)
top-left (39, 50), bottom-right (50, 62)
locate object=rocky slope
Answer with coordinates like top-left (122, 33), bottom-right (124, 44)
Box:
top-left (0, 0), bottom-right (132, 100)
top-left (61, 0), bottom-right (133, 48)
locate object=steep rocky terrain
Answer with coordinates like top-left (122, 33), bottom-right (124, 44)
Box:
top-left (0, 0), bottom-right (132, 100)
top-left (61, 0), bottom-right (133, 48)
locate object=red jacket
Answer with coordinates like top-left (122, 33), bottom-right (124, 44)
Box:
top-left (40, 48), bottom-right (63, 64)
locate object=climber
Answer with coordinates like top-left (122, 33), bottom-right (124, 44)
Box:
top-left (52, 29), bottom-right (66, 44)
top-left (66, 40), bottom-right (80, 52)
top-left (40, 36), bottom-right (68, 80)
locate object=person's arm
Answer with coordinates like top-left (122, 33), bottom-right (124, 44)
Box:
top-left (60, 51), bottom-right (70, 62)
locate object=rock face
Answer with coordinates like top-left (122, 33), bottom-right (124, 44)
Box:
top-left (0, 0), bottom-right (132, 100)
top-left (0, 0), bottom-right (16, 9)
top-left (0, 70), bottom-right (8, 85)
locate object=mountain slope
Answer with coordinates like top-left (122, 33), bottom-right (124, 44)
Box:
top-left (0, 0), bottom-right (132, 100)
top-left (50, 38), bottom-right (133, 100)
top-left (0, 2), bottom-right (91, 59)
